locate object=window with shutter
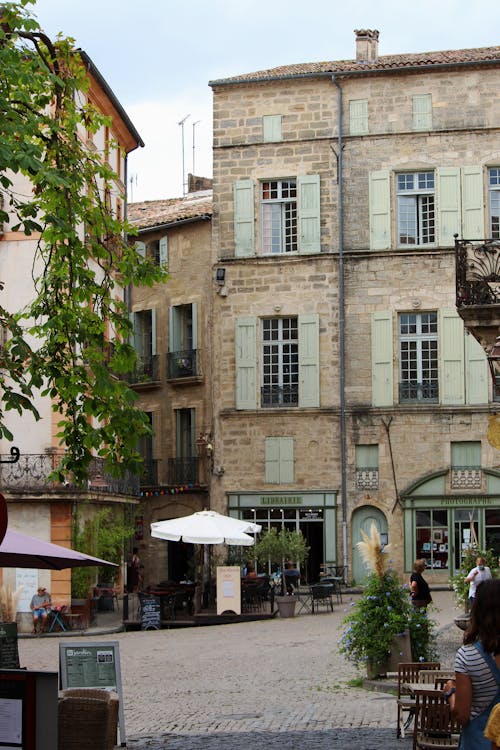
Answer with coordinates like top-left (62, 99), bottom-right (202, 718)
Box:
top-left (263, 115), bottom-right (282, 142)
top-left (349, 99), bottom-right (368, 135)
top-left (412, 94), bottom-right (432, 130)
top-left (265, 437), bottom-right (294, 484)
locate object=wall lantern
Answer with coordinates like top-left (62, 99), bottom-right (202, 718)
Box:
top-left (195, 433), bottom-right (213, 458)
top-left (487, 336), bottom-right (500, 399)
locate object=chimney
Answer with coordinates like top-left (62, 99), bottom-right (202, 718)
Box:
top-left (354, 29), bottom-right (379, 63)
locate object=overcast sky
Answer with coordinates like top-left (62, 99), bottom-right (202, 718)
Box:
top-left (31, 0), bottom-right (500, 203)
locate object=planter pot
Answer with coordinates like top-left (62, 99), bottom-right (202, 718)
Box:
top-left (454, 613), bottom-right (470, 631)
top-left (276, 595), bottom-right (296, 618)
top-left (367, 631), bottom-right (412, 679)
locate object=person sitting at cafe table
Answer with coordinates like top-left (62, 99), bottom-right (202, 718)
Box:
top-left (244, 563), bottom-right (257, 579)
top-left (284, 561), bottom-right (300, 592)
top-left (30, 586), bottom-right (51, 634)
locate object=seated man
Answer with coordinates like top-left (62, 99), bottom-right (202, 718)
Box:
top-left (30, 586), bottom-right (51, 634)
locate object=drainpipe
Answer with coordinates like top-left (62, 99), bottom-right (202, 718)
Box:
top-left (331, 75), bottom-right (348, 578)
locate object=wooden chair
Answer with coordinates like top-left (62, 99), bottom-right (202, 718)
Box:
top-left (414, 693), bottom-right (461, 749)
top-left (419, 670), bottom-right (455, 688)
top-left (397, 662), bottom-right (441, 738)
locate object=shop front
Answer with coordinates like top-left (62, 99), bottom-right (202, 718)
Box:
top-left (402, 469), bottom-right (500, 582)
top-left (227, 491), bottom-right (337, 583)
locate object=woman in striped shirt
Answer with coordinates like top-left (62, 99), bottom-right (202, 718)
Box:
top-left (445, 578), bottom-right (500, 749)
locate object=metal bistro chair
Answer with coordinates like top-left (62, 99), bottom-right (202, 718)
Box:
top-left (396, 662), bottom-right (441, 738)
top-left (414, 692), bottom-right (461, 750)
top-left (310, 583), bottom-right (335, 613)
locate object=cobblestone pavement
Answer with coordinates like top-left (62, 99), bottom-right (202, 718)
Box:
top-left (18, 590), bottom-right (463, 749)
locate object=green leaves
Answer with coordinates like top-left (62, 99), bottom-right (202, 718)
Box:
top-left (0, 1), bottom-right (167, 483)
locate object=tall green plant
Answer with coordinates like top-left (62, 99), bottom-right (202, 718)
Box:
top-left (449, 545), bottom-right (498, 611)
top-left (252, 528), bottom-right (309, 593)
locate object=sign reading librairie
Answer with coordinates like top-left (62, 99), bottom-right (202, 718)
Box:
top-left (59, 641), bottom-right (126, 746)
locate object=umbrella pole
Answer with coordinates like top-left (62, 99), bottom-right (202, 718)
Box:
top-left (193, 544), bottom-right (203, 614)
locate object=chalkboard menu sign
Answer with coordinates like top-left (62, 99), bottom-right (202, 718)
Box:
top-left (0, 622), bottom-right (20, 669)
top-left (140, 595), bottom-right (161, 630)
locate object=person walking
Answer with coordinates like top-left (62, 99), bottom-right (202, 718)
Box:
top-left (465, 556), bottom-right (492, 608)
top-left (443, 578), bottom-right (500, 749)
top-left (409, 559), bottom-right (432, 608)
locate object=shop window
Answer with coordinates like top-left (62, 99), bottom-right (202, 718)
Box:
top-left (415, 509), bottom-right (449, 569)
top-left (485, 508), bottom-right (500, 558)
top-left (355, 445), bottom-right (379, 489)
top-left (264, 437), bottom-right (294, 484)
top-left (451, 441), bottom-right (481, 489)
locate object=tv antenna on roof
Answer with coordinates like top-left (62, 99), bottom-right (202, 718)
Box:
top-left (192, 120), bottom-right (201, 176)
top-left (178, 113), bottom-right (190, 196)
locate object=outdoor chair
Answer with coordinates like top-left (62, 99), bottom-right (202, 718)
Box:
top-left (310, 583), bottom-right (334, 613)
top-left (396, 662), bottom-right (441, 738)
top-left (58, 688), bottom-right (119, 750)
top-left (418, 670), bottom-right (455, 688)
top-left (414, 693), bottom-right (461, 750)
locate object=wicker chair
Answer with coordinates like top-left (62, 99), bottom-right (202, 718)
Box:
top-left (58, 688), bottom-right (119, 750)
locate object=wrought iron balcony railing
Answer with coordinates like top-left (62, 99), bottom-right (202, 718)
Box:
top-left (261, 384), bottom-right (299, 407)
top-left (167, 457), bottom-right (200, 485)
top-left (0, 453), bottom-right (138, 496)
top-left (123, 354), bottom-right (160, 385)
top-left (167, 349), bottom-right (198, 379)
top-left (139, 459), bottom-right (159, 487)
top-left (451, 466), bottom-right (482, 489)
top-left (355, 468), bottom-right (379, 490)
top-left (399, 380), bottom-right (439, 403)
top-left (455, 236), bottom-right (500, 307)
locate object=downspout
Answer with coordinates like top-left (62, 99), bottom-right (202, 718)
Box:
top-left (332, 75), bottom-right (348, 578)
top-left (123, 153), bottom-right (130, 311)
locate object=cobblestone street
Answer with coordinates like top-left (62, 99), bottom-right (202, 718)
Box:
top-left (18, 590), bottom-right (462, 749)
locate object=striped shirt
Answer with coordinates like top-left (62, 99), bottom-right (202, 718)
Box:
top-left (455, 643), bottom-right (499, 718)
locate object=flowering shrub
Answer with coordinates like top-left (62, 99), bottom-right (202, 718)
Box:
top-left (449, 546), bottom-right (498, 611)
top-left (340, 569), bottom-right (437, 668)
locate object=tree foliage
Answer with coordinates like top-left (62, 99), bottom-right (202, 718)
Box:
top-left (0, 1), bottom-right (165, 482)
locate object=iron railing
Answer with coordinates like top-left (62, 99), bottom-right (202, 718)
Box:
top-left (122, 354), bottom-right (160, 385)
top-left (455, 236), bottom-right (500, 307)
top-left (139, 459), bottom-right (159, 486)
top-left (167, 349), bottom-right (198, 379)
top-left (167, 457), bottom-right (200, 485)
top-left (261, 385), bottom-right (299, 407)
top-left (399, 380), bottom-right (439, 403)
top-left (0, 453), bottom-right (139, 496)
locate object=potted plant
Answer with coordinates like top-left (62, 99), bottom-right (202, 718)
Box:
top-left (340, 524), bottom-right (436, 678)
top-left (252, 528), bottom-right (309, 617)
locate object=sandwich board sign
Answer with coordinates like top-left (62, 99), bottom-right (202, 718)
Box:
top-left (59, 641), bottom-right (126, 746)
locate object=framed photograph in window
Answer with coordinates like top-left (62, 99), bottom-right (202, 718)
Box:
top-left (432, 530), bottom-right (443, 544)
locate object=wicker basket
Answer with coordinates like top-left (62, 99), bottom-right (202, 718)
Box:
top-left (58, 688), bottom-right (119, 750)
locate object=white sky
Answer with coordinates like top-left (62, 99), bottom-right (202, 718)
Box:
top-left (31, 0), bottom-right (500, 203)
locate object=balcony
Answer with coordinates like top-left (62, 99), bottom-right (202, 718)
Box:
top-left (399, 381), bottom-right (439, 403)
top-left (0, 453), bottom-right (138, 496)
top-left (261, 385), bottom-right (299, 408)
top-left (455, 237), bottom-right (500, 349)
top-left (122, 355), bottom-right (160, 386)
top-left (167, 457), bottom-right (200, 485)
top-left (355, 468), bottom-right (379, 490)
top-left (139, 459), bottom-right (159, 487)
top-left (451, 466), bottom-right (482, 490)
top-left (167, 349), bottom-right (199, 380)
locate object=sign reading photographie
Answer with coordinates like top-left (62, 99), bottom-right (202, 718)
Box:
top-left (59, 641), bottom-right (126, 746)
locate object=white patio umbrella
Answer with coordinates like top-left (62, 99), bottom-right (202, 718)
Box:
top-left (151, 510), bottom-right (261, 546)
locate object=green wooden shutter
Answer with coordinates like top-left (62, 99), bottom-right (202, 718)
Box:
top-left (440, 309), bottom-right (465, 405)
top-left (465, 331), bottom-right (488, 405)
top-left (263, 115), bottom-right (282, 142)
top-left (298, 174), bottom-right (320, 254)
top-left (159, 236), bottom-right (168, 267)
top-left (168, 306), bottom-right (181, 352)
top-left (234, 179), bottom-right (255, 257)
top-left (371, 311), bottom-right (393, 406)
top-left (135, 241), bottom-right (146, 258)
top-left (265, 437), bottom-right (280, 483)
top-left (451, 441), bottom-right (481, 467)
top-left (462, 167), bottom-right (485, 239)
top-left (369, 171), bottom-right (391, 250)
top-left (438, 168), bottom-right (461, 246)
top-left (355, 445), bottom-right (379, 469)
top-left (235, 317), bottom-right (257, 409)
top-left (191, 303), bottom-right (198, 350)
top-left (412, 94), bottom-right (432, 130)
top-left (298, 313), bottom-right (319, 407)
top-left (349, 99), bottom-right (368, 135)
top-left (280, 437), bottom-right (294, 483)
top-left (151, 309), bottom-right (157, 356)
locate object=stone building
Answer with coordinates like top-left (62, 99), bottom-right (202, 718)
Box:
top-left (127, 181), bottom-right (213, 586)
top-left (207, 30), bottom-right (500, 585)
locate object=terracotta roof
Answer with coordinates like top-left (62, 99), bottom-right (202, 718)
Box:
top-left (209, 45), bottom-right (500, 86)
top-left (128, 190), bottom-right (213, 231)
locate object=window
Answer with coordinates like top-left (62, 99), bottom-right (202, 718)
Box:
top-left (399, 312), bottom-right (438, 402)
top-left (168, 303), bottom-right (198, 378)
top-left (489, 167), bottom-right (500, 239)
top-left (263, 115), bottom-right (282, 142)
top-left (397, 171), bottom-right (435, 246)
top-left (261, 180), bottom-right (297, 254)
top-left (485, 508), bottom-right (500, 557)
top-left (451, 441), bottom-right (481, 489)
top-left (138, 412), bottom-right (157, 485)
top-left (265, 437), bottom-right (294, 483)
top-left (415, 509), bottom-right (449, 570)
top-left (262, 318), bottom-right (298, 407)
top-left (169, 408), bottom-right (197, 484)
top-left (355, 445), bottom-right (379, 489)
top-left (130, 309), bottom-right (158, 382)
top-left (349, 99), bottom-right (368, 135)
top-left (412, 94), bottom-right (432, 130)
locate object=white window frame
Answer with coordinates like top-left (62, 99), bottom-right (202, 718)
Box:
top-left (399, 312), bottom-right (438, 403)
top-left (261, 180), bottom-right (298, 255)
top-left (489, 167), bottom-right (500, 239)
top-left (261, 317), bottom-right (299, 407)
top-left (397, 171), bottom-right (435, 246)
